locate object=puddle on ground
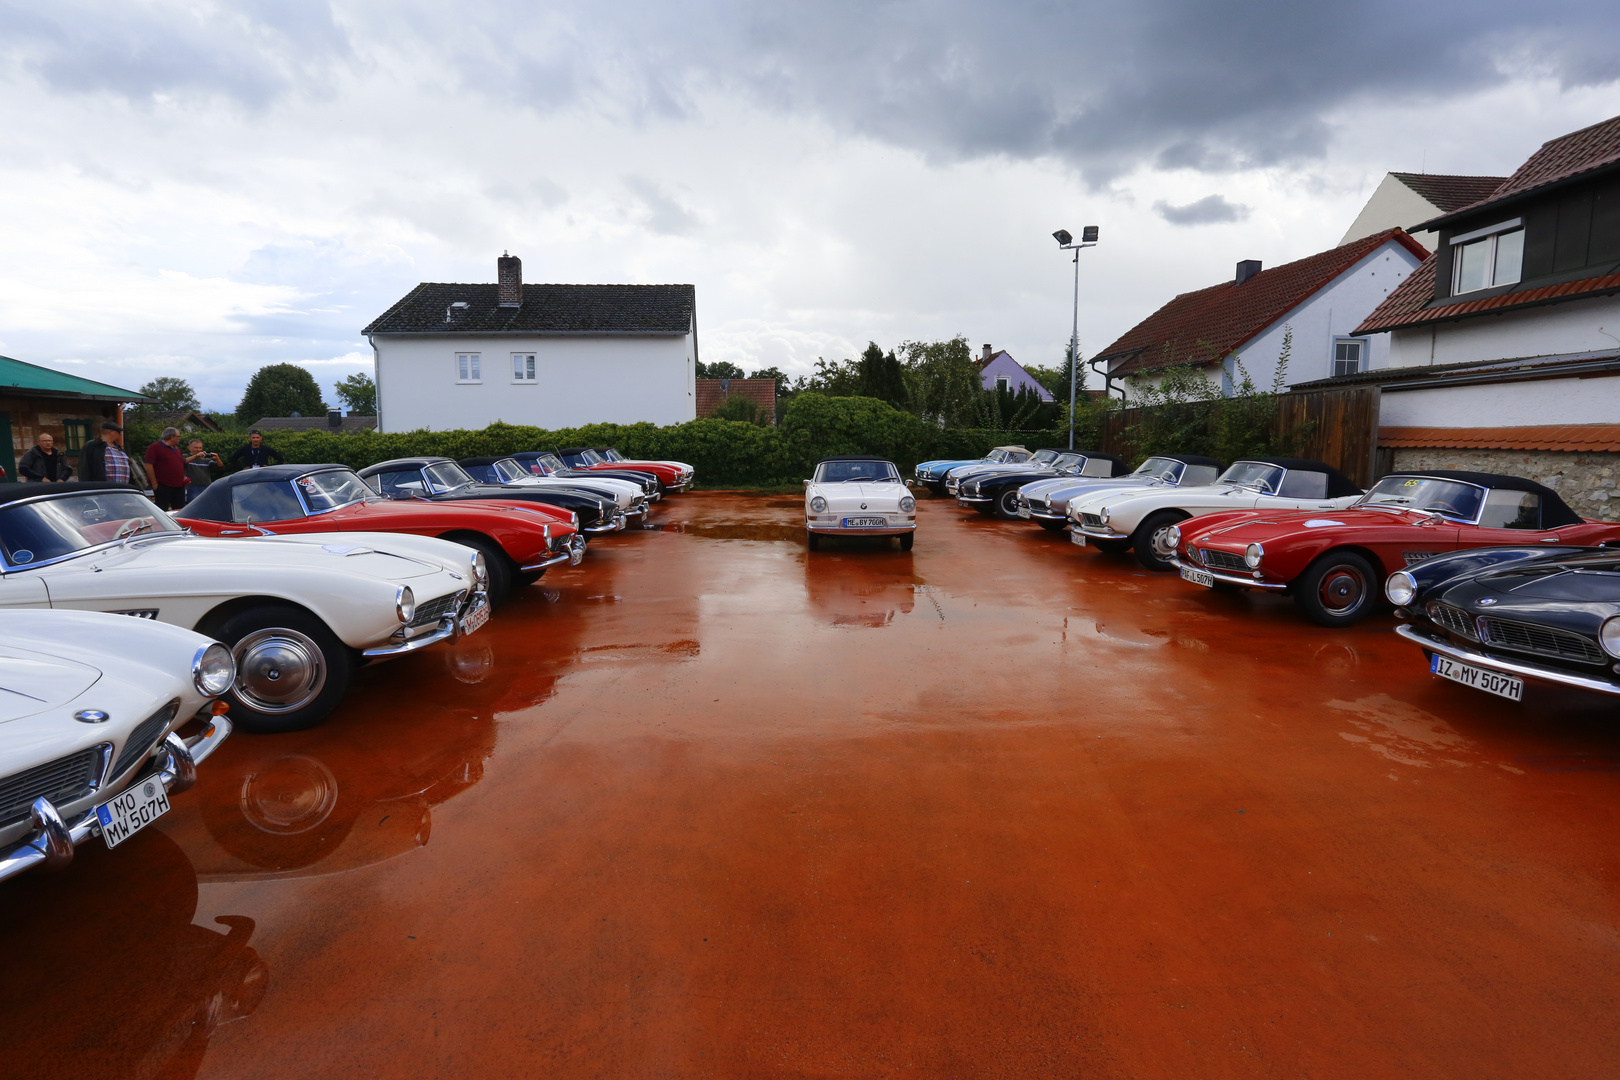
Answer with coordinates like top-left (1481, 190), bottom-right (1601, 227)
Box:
top-left (1514, 755), bottom-right (1620, 772)
top-left (644, 522), bottom-right (807, 542)
top-left (1327, 694), bottom-right (1475, 767)
top-left (579, 639), bottom-right (702, 662)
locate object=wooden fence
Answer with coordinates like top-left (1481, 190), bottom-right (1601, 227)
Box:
top-left (1098, 385), bottom-right (1382, 488)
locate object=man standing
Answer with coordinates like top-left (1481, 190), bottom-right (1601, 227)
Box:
top-left (143, 426), bottom-right (190, 510)
top-left (228, 429), bottom-right (286, 471)
top-left (17, 432), bottom-right (73, 482)
top-left (78, 421), bottom-right (139, 487)
top-left (183, 438), bottom-right (223, 503)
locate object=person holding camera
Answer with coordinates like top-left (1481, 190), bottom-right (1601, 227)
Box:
top-left (183, 438), bottom-right (224, 504)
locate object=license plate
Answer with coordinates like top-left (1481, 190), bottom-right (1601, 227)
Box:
top-left (460, 601), bottom-right (490, 637)
top-left (96, 778), bottom-right (170, 850)
top-left (956, 499), bottom-right (972, 508)
top-left (843, 517), bottom-right (886, 527)
top-left (1017, 507), bottom-right (1031, 518)
top-left (1431, 654), bottom-right (1523, 701)
top-left (1069, 530), bottom-right (1086, 546)
top-left (1180, 565), bottom-right (1215, 588)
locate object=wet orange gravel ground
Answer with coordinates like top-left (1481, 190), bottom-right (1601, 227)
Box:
top-left (6, 491), bottom-right (1620, 1078)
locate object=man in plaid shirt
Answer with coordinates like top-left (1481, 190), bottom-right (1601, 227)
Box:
top-left (78, 421), bottom-right (140, 488)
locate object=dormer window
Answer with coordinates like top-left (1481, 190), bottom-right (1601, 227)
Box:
top-left (1451, 219), bottom-right (1523, 294)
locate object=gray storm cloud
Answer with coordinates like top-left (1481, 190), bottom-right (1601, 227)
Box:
top-left (1154, 195), bottom-right (1251, 226)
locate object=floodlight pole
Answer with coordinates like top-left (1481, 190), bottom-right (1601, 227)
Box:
top-left (1055, 227), bottom-right (1098, 449)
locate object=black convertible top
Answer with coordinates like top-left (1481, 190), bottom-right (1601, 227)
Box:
top-left (1234, 457), bottom-right (1362, 497)
top-left (181, 463), bottom-right (352, 522)
top-left (816, 455), bottom-right (898, 464)
top-left (0, 481), bottom-right (146, 507)
top-left (1159, 454), bottom-right (1224, 468)
top-left (1381, 471), bottom-right (1584, 527)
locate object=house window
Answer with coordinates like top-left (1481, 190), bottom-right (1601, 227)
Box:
top-left (63, 420), bottom-right (91, 452)
top-left (456, 353), bottom-right (481, 383)
top-left (1333, 338), bottom-right (1366, 377)
top-left (994, 375), bottom-right (1010, 393)
top-left (512, 353), bottom-right (537, 382)
top-left (1451, 219), bottom-right (1524, 294)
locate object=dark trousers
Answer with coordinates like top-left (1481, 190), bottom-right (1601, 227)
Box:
top-left (153, 485), bottom-right (187, 511)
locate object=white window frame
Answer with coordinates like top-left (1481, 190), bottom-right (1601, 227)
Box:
top-left (994, 375), bottom-right (1010, 393)
top-left (456, 352), bottom-right (481, 384)
top-left (511, 352), bottom-right (537, 383)
top-left (1332, 337), bottom-right (1367, 378)
top-left (1450, 218), bottom-right (1524, 295)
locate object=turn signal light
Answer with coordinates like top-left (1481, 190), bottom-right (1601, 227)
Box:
top-left (211, 700), bottom-right (231, 716)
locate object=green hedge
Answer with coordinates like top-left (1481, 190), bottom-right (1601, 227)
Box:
top-left (168, 394), bottom-right (1094, 488)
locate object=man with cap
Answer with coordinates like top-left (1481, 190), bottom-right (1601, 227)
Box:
top-left (78, 420), bottom-right (141, 488)
top-left (228, 429), bottom-right (286, 471)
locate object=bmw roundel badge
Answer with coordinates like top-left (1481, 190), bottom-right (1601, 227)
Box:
top-left (73, 709), bottom-right (110, 724)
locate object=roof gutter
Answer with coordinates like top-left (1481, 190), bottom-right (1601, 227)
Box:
top-left (1379, 355), bottom-right (1620, 392)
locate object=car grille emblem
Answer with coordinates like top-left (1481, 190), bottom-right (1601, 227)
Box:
top-left (860, 502), bottom-right (868, 509)
top-left (74, 710), bottom-right (110, 724)
top-left (1476, 598), bottom-right (1497, 606)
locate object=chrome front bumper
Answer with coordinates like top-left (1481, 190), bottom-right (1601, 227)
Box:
top-left (522, 533), bottom-right (587, 572)
top-left (807, 520), bottom-right (917, 536)
top-left (363, 588), bottom-right (492, 659)
top-left (584, 510), bottom-right (628, 533)
top-left (955, 496), bottom-right (990, 505)
top-left (1073, 522), bottom-right (1130, 540)
top-left (1165, 554), bottom-right (1289, 590)
top-left (0, 715), bottom-right (233, 883)
top-left (1396, 624), bottom-right (1620, 697)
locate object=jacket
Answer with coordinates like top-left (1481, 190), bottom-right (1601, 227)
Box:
top-left (77, 439), bottom-right (145, 487)
top-left (17, 445), bottom-right (72, 482)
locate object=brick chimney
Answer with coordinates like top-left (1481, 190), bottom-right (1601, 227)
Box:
top-left (982, 343), bottom-right (993, 362)
top-left (1235, 259), bottom-right (1262, 285)
top-left (497, 252), bottom-right (522, 308)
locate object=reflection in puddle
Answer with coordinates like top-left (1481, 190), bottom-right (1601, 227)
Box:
top-left (647, 521), bottom-right (806, 542)
top-left (581, 639), bottom-right (702, 661)
top-left (448, 642), bottom-right (496, 684)
top-left (1312, 643), bottom-right (1361, 678)
top-left (1327, 694), bottom-right (1475, 767)
top-left (240, 756), bottom-right (340, 836)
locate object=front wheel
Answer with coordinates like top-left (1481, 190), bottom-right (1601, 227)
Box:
top-left (1294, 551), bottom-right (1380, 627)
top-left (899, 532), bottom-right (914, 552)
top-left (445, 533), bottom-right (515, 606)
top-left (1131, 511), bottom-right (1188, 572)
top-left (994, 490), bottom-right (1022, 520)
top-left (212, 605), bottom-right (353, 734)
top-left (1091, 537), bottom-right (1132, 555)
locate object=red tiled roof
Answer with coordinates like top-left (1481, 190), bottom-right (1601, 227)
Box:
top-left (1099, 229), bottom-right (1428, 377)
top-left (1416, 113), bottom-right (1620, 229)
top-left (696, 378), bottom-right (777, 421)
top-left (1379, 424), bottom-right (1620, 454)
top-left (1390, 172), bottom-right (1507, 213)
top-left (1355, 257), bottom-right (1620, 334)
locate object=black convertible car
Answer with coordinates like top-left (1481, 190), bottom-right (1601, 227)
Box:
top-left (356, 457), bottom-right (625, 533)
top-left (1388, 546), bottom-right (1620, 702)
top-left (506, 450), bottom-right (661, 498)
top-left (956, 450), bottom-right (1130, 519)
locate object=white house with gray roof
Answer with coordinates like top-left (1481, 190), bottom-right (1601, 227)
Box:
top-left (363, 254), bottom-right (698, 432)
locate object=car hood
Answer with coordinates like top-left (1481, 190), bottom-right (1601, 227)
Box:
top-left (810, 482), bottom-right (909, 506)
top-left (1476, 562), bottom-right (1620, 603)
top-left (0, 646), bottom-right (101, 724)
top-left (104, 534), bottom-right (449, 581)
top-left (1187, 506), bottom-right (1427, 544)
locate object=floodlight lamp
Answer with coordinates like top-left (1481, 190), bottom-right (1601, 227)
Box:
top-left (1081, 225), bottom-right (1099, 243)
top-left (1052, 229), bottom-right (1073, 246)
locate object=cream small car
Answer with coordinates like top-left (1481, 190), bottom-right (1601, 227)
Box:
top-left (0, 610), bottom-right (234, 882)
top-left (805, 457), bottom-right (917, 551)
top-left (0, 483), bottom-right (490, 733)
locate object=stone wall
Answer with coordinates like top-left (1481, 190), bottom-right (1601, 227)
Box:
top-left (1389, 448), bottom-right (1620, 522)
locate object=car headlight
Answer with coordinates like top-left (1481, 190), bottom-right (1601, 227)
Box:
top-left (1385, 571), bottom-right (1417, 607)
top-left (1098, 507), bottom-right (1110, 523)
top-left (900, 496), bottom-right (915, 513)
top-left (1600, 616), bottom-right (1620, 659)
top-left (471, 552), bottom-right (488, 588)
top-left (1244, 543), bottom-right (1264, 569)
top-left (192, 642), bottom-right (236, 697)
top-left (1043, 495), bottom-right (1052, 508)
top-left (1166, 525), bottom-right (1182, 549)
top-left (396, 585), bottom-right (416, 624)
top-left (810, 496), bottom-right (827, 513)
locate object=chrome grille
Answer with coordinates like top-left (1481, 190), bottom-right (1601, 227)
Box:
top-left (1080, 513), bottom-right (1105, 529)
top-left (1426, 602), bottom-right (1477, 640)
top-left (1198, 548), bottom-right (1247, 573)
top-left (111, 701), bottom-right (179, 779)
top-left (1, 749), bottom-right (102, 828)
top-left (410, 590), bottom-right (466, 629)
top-left (1478, 618), bottom-right (1606, 666)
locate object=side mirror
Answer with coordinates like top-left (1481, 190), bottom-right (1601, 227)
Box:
top-left (804, 479), bottom-right (811, 486)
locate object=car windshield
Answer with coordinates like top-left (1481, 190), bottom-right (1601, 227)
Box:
top-left (1358, 476), bottom-right (1485, 521)
top-left (424, 462), bottom-right (476, 491)
top-left (1051, 453), bottom-right (1084, 470)
top-left (1218, 462), bottom-right (1286, 493)
top-left (1031, 450), bottom-right (1058, 464)
top-left (1133, 457), bottom-right (1185, 483)
top-left (295, 470), bottom-right (376, 512)
top-left (0, 491), bottom-right (181, 565)
top-left (601, 449), bottom-right (626, 462)
top-left (576, 449), bottom-right (606, 465)
top-left (985, 450), bottom-right (1012, 463)
top-left (817, 460), bottom-right (901, 483)
top-left (492, 459), bottom-right (529, 483)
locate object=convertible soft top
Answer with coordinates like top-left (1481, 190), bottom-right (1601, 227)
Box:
top-left (182, 463), bottom-right (350, 522)
top-left (1236, 458), bottom-right (1362, 498)
top-left (0, 481), bottom-right (140, 506)
top-left (1382, 471), bottom-right (1583, 528)
top-left (816, 455), bottom-right (899, 464)
top-left (1161, 454), bottom-right (1224, 468)
top-left (357, 457), bottom-right (456, 472)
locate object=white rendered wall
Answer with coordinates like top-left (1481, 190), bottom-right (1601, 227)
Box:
top-left (374, 333), bottom-right (696, 432)
top-left (1386, 293), bottom-right (1620, 368)
top-left (1379, 374), bottom-right (1620, 428)
top-left (1340, 174), bottom-right (1442, 251)
top-left (1118, 239), bottom-right (1422, 401)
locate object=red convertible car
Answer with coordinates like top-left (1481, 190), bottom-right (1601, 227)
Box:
top-left (1168, 471), bottom-right (1620, 626)
top-left (178, 465), bottom-right (585, 603)
top-left (558, 447), bottom-right (693, 493)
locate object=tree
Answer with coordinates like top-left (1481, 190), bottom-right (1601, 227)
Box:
top-left (713, 394), bottom-right (765, 424)
top-left (856, 342), bottom-right (908, 409)
top-left (899, 336), bottom-right (982, 427)
top-left (235, 363), bottom-right (327, 425)
top-left (697, 360), bottom-right (746, 380)
top-left (333, 372), bottom-right (377, 416)
top-left (128, 376), bottom-right (201, 424)
top-left (1024, 342), bottom-right (1086, 401)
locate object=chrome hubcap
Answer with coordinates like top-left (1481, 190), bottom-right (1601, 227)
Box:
top-left (1150, 527), bottom-right (1178, 558)
top-left (233, 629), bottom-right (326, 713)
top-left (1319, 566), bottom-right (1367, 613)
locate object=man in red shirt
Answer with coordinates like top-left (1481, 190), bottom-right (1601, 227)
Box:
top-left (143, 426), bottom-right (190, 510)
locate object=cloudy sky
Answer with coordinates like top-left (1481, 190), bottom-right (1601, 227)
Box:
top-left (1, 0), bottom-right (1617, 412)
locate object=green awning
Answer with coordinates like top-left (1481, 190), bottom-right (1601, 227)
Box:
top-left (0, 354), bottom-right (152, 402)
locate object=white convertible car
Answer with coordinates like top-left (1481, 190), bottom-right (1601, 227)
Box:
top-left (0, 483), bottom-right (490, 733)
top-left (1067, 457), bottom-right (1365, 570)
top-left (0, 610), bottom-right (233, 882)
top-left (805, 456), bottom-right (917, 551)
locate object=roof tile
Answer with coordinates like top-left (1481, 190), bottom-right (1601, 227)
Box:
top-left (1356, 259), bottom-right (1620, 334)
top-left (1390, 173), bottom-right (1507, 213)
top-left (364, 283), bottom-right (695, 335)
top-left (1379, 424), bottom-right (1620, 454)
